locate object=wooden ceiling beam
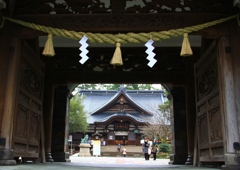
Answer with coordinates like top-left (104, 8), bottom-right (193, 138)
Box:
top-left (53, 70), bottom-right (187, 85)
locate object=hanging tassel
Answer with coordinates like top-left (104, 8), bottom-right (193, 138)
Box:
top-left (42, 34), bottom-right (55, 57)
top-left (180, 33), bottom-right (193, 57)
top-left (110, 42), bottom-right (123, 66)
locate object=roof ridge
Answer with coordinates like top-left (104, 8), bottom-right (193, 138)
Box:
top-left (95, 112), bottom-right (145, 123)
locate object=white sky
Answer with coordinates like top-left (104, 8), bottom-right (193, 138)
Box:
top-left (152, 84), bottom-right (162, 90)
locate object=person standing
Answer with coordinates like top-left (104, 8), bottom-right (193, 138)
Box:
top-left (142, 137), bottom-right (150, 160)
top-left (122, 137), bottom-right (126, 146)
top-left (122, 147), bottom-right (127, 157)
top-left (151, 139), bottom-right (158, 160)
top-left (117, 143), bottom-right (121, 152)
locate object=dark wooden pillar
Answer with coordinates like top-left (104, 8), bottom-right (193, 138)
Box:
top-left (219, 35), bottom-right (240, 170)
top-left (42, 57), bottom-right (55, 162)
top-left (221, 22), bottom-right (240, 170)
top-left (185, 57), bottom-right (196, 165)
top-left (51, 86), bottom-right (70, 162)
top-left (0, 33), bottom-right (17, 165)
top-left (169, 87), bottom-right (188, 164)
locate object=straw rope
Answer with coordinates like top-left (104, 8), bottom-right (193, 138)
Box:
top-left (2, 14), bottom-right (238, 44)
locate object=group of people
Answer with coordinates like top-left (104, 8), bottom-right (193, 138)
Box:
top-left (117, 143), bottom-right (127, 157)
top-left (116, 137), bottom-right (158, 160)
top-left (142, 137), bottom-right (158, 161)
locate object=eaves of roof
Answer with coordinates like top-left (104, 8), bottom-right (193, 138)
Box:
top-left (89, 87), bottom-right (154, 115)
top-left (94, 112), bottom-right (147, 124)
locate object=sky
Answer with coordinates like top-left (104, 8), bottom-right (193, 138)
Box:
top-left (152, 84), bottom-right (162, 90)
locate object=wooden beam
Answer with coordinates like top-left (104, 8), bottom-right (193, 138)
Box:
top-left (53, 70), bottom-right (187, 85)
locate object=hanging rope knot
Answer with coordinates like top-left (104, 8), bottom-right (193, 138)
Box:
top-left (110, 42), bottom-right (123, 66)
top-left (42, 34), bottom-right (55, 57)
top-left (180, 33), bottom-right (193, 57)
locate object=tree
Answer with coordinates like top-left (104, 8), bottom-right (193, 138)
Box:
top-left (77, 84), bottom-right (99, 90)
top-left (159, 142), bottom-right (171, 153)
top-left (76, 84), bottom-right (161, 91)
top-left (69, 94), bottom-right (88, 133)
top-left (140, 99), bottom-right (171, 142)
top-left (157, 100), bottom-right (171, 141)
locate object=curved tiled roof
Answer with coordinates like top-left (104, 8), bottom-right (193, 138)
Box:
top-left (79, 87), bottom-right (168, 124)
top-left (123, 91), bottom-right (154, 115)
top-left (89, 91), bottom-right (119, 115)
top-left (95, 112), bottom-right (145, 123)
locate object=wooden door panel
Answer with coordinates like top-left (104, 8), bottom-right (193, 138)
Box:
top-left (195, 41), bottom-right (224, 164)
top-left (15, 105), bottom-right (29, 140)
top-left (13, 41), bottom-right (44, 159)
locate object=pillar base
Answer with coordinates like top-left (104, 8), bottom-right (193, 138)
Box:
top-left (185, 154), bottom-right (193, 165)
top-left (45, 152), bottom-right (54, 162)
top-left (0, 148), bottom-right (16, 165)
top-left (221, 153), bottom-right (240, 170)
top-left (51, 152), bottom-right (70, 162)
top-left (221, 165), bottom-right (240, 170)
top-left (0, 160), bottom-right (16, 165)
top-left (169, 153), bottom-right (188, 165)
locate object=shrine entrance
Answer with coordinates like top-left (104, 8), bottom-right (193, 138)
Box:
top-left (1, 1), bottom-right (240, 169)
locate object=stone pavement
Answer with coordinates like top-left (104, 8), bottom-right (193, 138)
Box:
top-left (0, 154), bottom-right (220, 170)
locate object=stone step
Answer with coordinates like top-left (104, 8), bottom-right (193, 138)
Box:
top-left (73, 145), bottom-right (144, 157)
top-left (101, 152), bottom-right (143, 158)
top-left (101, 145), bottom-right (143, 153)
top-left (100, 145), bottom-right (143, 157)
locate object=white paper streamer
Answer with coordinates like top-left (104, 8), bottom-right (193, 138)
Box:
top-left (145, 39), bottom-right (157, 67)
top-left (79, 35), bottom-right (89, 64)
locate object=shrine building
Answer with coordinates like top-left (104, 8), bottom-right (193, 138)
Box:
top-left (77, 86), bottom-right (168, 146)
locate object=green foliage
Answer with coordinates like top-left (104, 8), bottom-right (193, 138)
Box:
top-left (158, 100), bottom-right (170, 113)
top-left (159, 142), bottom-right (171, 154)
top-left (156, 153), bottom-right (170, 159)
top-left (77, 84), bottom-right (99, 90)
top-left (158, 100), bottom-right (170, 125)
top-left (69, 94), bottom-right (88, 133)
top-left (102, 84), bottom-right (121, 90)
top-left (124, 84), bottom-right (154, 90)
top-left (76, 84), bottom-right (161, 90)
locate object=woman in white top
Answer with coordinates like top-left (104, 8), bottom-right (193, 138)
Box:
top-left (122, 147), bottom-right (127, 157)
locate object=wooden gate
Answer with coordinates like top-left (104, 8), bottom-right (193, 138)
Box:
top-left (13, 40), bottom-right (44, 159)
top-left (195, 41), bottom-right (224, 165)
